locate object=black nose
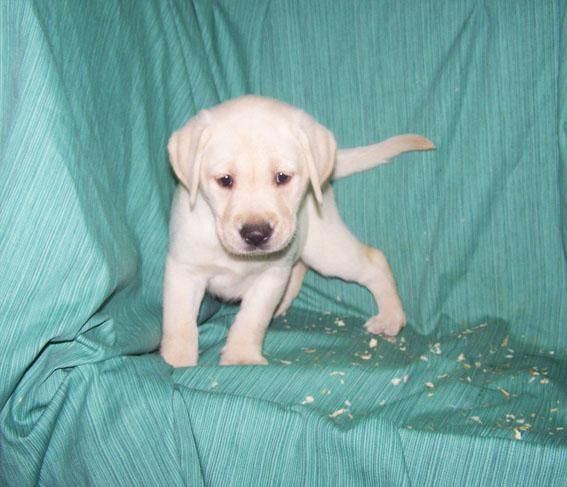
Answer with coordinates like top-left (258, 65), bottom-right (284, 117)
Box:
top-left (240, 223), bottom-right (273, 247)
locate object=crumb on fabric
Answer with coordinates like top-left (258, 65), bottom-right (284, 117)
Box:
top-left (329, 408), bottom-right (348, 419)
top-left (498, 387), bottom-right (511, 399)
top-left (391, 375), bottom-right (409, 386)
top-left (429, 343), bottom-right (442, 355)
top-left (330, 371), bottom-right (346, 384)
top-left (302, 396), bottom-right (315, 405)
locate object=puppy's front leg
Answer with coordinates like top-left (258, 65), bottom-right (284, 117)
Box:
top-left (220, 268), bottom-right (290, 366)
top-left (274, 260), bottom-right (308, 317)
top-left (161, 256), bottom-right (206, 367)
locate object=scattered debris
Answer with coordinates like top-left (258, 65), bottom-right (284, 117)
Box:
top-left (329, 408), bottom-right (348, 419)
top-left (391, 375), bottom-right (409, 386)
top-left (330, 371), bottom-right (345, 377)
top-left (498, 387), bottom-right (511, 399)
top-left (429, 343), bottom-right (442, 355)
top-left (301, 396), bottom-right (315, 405)
top-left (330, 371), bottom-right (346, 384)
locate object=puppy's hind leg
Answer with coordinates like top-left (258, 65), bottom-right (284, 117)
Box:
top-left (355, 246), bottom-right (407, 336)
top-left (302, 191), bottom-right (406, 336)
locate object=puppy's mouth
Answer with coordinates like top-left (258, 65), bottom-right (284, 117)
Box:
top-left (242, 243), bottom-right (278, 255)
top-left (232, 236), bottom-right (294, 257)
top-left (220, 227), bottom-right (296, 257)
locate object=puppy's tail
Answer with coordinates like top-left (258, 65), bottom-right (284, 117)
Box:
top-left (334, 134), bottom-right (435, 179)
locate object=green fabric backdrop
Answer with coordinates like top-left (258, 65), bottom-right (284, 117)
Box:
top-left (1, 0), bottom-right (565, 485)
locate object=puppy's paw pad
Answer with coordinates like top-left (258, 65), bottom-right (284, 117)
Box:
top-left (364, 312), bottom-right (406, 337)
top-left (219, 352), bottom-right (268, 366)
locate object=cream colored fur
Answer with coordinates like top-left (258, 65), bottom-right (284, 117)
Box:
top-left (161, 95), bottom-right (434, 366)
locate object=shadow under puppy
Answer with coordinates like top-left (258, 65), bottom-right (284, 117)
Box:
top-left (161, 95), bottom-right (434, 367)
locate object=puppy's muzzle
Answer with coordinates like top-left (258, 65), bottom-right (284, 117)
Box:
top-left (240, 222), bottom-right (273, 248)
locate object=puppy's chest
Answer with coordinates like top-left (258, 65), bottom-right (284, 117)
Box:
top-left (206, 260), bottom-right (278, 301)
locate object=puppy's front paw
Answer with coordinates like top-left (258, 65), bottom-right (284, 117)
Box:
top-left (160, 342), bottom-right (199, 367)
top-left (219, 348), bottom-right (268, 366)
top-left (364, 311), bottom-right (406, 337)
top-left (161, 351), bottom-right (199, 367)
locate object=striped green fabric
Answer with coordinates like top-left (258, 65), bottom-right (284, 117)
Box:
top-left (1, 0), bottom-right (565, 485)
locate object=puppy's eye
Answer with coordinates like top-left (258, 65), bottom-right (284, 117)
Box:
top-left (275, 172), bottom-right (292, 185)
top-left (217, 175), bottom-right (234, 188)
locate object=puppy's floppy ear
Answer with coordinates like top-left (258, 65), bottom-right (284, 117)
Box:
top-left (168, 110), bottom-right (211, 207)
top-left (296, 115), bottom-right (337, 205)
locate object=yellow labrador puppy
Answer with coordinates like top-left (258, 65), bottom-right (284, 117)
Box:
top-left (161, 96), bottom-right (434, 366)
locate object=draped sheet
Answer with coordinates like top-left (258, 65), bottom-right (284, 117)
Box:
top-left (1, 1), bottom-right (565, 484)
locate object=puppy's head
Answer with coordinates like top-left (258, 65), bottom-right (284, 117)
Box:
top-left (168, 96), bottom-right (336, 256)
